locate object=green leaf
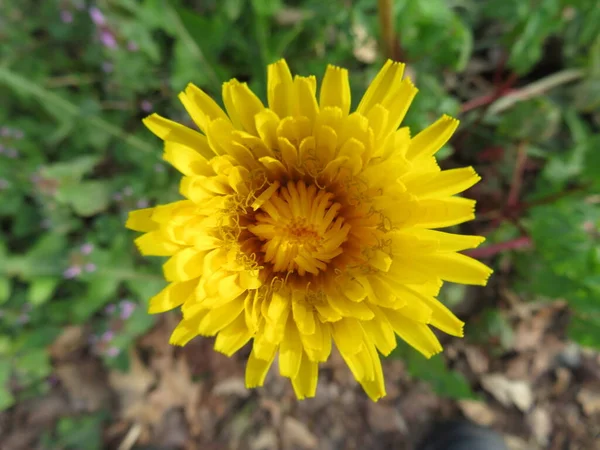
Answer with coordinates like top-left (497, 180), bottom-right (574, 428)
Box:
top-left (58, 181), bottom-right (112, 217)
top-left (0, 278), bottom-right (11, 305)
top-left (27, 277), bottom-right (59, 306)
top-left (0, 363), bottom-right (14, 411)
top-left (73, 276), bottom-right (121, 322)
top-left (569, 312), bottom-right (600, 349)
top-left (389, 341), bottom-right (475, 399)
top-left (14, 348), bottom-right (52, 384)
top-left (224, 0), bottom-right (246, 21)
top-left (250, 0), bottom-right (282, 16)
top-left (43, 155), bottom-right (101, 183)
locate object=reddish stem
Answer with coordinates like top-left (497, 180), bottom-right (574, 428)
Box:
top-left (465, 236), bottom-right (532, 258)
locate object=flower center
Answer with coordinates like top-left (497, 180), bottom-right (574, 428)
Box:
top-left (248, 181), bottom-right (350, 276)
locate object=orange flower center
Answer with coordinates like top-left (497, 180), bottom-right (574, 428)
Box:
top-left (248, 181), bottom-right (351, 276)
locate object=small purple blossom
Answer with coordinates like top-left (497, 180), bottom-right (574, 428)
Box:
top-left (119, 300), bottom-right (137, 320)
top-left (101, 330), bottom-right (114, 342)
top-left (61, 10), bottom-right (74, 23)
top-left (5, 148), bottom-right (19, 159)
top-left (63, 266), bottom-right (82, 279)
top-left (136, 198), bottom-right (149, 209)
top-left (123, 186), bottom-right (133, 196)
top-left (100, 30), bottom-right (117, 49)
top-left (84, 263), bottom-right (97, 273)
top-left (102, 61), bottom-right (114, 73)
top-left (80, 243), bottom-right (94, 255)
top-left (106, 346), bottom-right (120, 357)
top-left (127, 41), bottom-right (139, 52)
top-left (89, 7), bottom-right (106, 26)
top-left (141, 100), bottom-right (153, 113)
top-left (105, 304), bottom-right (117, 314)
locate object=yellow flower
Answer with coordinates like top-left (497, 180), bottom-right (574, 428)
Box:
top-left (126, 60), bottom-right (492, 400)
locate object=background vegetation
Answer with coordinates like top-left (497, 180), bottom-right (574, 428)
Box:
top-left (1, 0), bottom-right (598, 448)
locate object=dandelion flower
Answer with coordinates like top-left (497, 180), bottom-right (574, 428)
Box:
top-left (126, 60), bottom-right (492, 400)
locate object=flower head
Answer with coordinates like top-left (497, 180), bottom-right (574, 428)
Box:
top-left (126, 60), bottom-right (492, 400)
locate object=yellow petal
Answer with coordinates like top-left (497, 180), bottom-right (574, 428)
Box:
top-left (291, 352), bottom-right (318, 399)
top-left (179, 83), bottom-right (229, 133)
top-left (408, 197), bottom-right (476, 228)
top-left (163, 141), bottom-right (213, 175)
top-left (294, 75), bottom-right (319, 123)
top-left (360, 309), bottom-right (397, 356)
top-left (148, 279), bottom-right (195, 314)
top-left (163, 247), bottom-right (205, 281)
top-left (143, 113), bottom-right (209, 151)
top-left (407, 115), bottom-right (459, 160)
top-left (198, 294), bottom-right (245, 336)
top-left (407, 167), bottom-right (481, 198)
top-left (359, 342), bottom-right (386, 401)
top-left (413, 253), bottom-right (493, 286)
top-left (214, 313), bottom-right (253, 356)
top-left (245, 345), bottom-right (276, 388)
top-left (357, 60), bottom-right (405, 115)
top-left (332, 318), bottom-right (364, 355)
top-left (386, 309), bottom-right (443, 358)
top-left (292, 293), bottom-right (316, 335)
top-left (328, 295), bottom-right (374, 320)
top-left (126, 208), bottom-right (158, 232)
top-left (279, 320), bottom-right (303, 378)
top-left (267, 59), bottom-right (294, 118)
top-left (300, 320), bottom-right (332, 362)
top-left (228, 80), bottom-right (265, 135)
top-left (268, 291), bottom-right (291, 322)
top-left (381, 78), bottom-right (418, 134)
top-left (404, 228), bottom-right (485, 253)
top-left (169, 319), bottom-right (199, 346)
top-left (319, 65), bottom-right (351, 116)
top-left (134, 231), bottom-right (182, 256)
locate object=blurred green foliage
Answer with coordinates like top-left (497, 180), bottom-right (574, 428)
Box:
top-left (0, 0), bottom-right (599, 438)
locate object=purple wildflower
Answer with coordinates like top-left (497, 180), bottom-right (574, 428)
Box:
top-left (80, 243), bottom-right (94, 255)
top-left (136, 198), bottom-right (149, 209)
top-left (127, 41), bottom-right (139, 52)
top-left (100, 30), bottom-right (117, 49)
top-left (84, 263), bottom-right (97, 273)
top-left (106, 346), bottom-right (120, 357)
top-left (89, 7), bottom-right (106, 26)
top-left (101, 330), bottom-right (114, 342)
top-left (105, 304), bottom-right (117, 314)
top-left (119, 300), bottom-right (136, 320)
top-left (63, 266), bottom-right (82, 279)
top-left (61, 10), bottom-right (74, 23)
top-left (123, 186), bottom-right (133, 196)
top-left (141, 100), bottom-right (153, 113)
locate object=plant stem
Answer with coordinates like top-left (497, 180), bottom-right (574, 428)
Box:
top-left (378, 0), bottom-right (397, 60)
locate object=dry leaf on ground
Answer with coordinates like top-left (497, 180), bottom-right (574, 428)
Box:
top-left (481, 374), bottom-right (534, 412)
top-left (282, 416), bottom-right (318, 450)
top-left (458, 400), bottom-right (496, 426)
